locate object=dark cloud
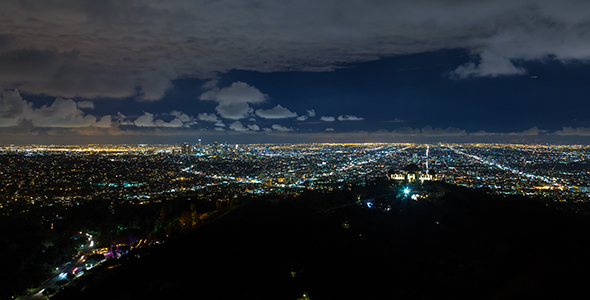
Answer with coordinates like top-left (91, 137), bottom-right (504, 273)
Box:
top-left (0, 34), bottom-right (11, 50)
top-left (94, 115), bottom-right (112, 128)
top-left (229, 121), bottom-right (249, 132)
top-left (76, 101), bottom-right (94, 109)
top-left (270, 124), bottom-right (293, 132)
top-left (1, 0), bottom-right (590, 142)
top-left (449, 51), bottom-right (527, 79)
top-left (0, 89), bottom-right (102, 127)
top-left (197, 112), bottom-right (221, 123)
top-left (215, 102), bottom-right (254, 120)
top-left (0, 48), bottom-right (163, 100)
top-left (170, 110), bottom-right (197, 126)
top-left (420, 126), bottom-right (466, 137)
top-left (338, 115), bottom-right (364, 121)
top-left (1, 0), bottom-right (590, 100)
top-left (134, 112), bottom-right (185, 127)
top-left (33, 98), bottom-right (97, 127)
top-left (555, 127), bottom-right (590, 136)
top-left (255, 105), bottom-right (298, 119)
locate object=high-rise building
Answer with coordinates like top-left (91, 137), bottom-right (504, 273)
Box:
top-left (181, 142), bottom-right (193, 155)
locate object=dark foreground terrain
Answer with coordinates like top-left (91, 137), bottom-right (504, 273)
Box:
top-left (53, 182), bottom-right (590, 299)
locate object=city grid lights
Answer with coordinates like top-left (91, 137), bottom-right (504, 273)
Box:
top-left (0, 143), bottom-right (589, 212)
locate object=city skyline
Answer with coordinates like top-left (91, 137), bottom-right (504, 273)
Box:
top-left (2, 142), bottom-right (588, 203)
top-left (1, 1), bottom-right (590, 144)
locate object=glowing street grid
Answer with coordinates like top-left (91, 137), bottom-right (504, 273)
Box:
top-left (1, 143), bottom-right (589, 210)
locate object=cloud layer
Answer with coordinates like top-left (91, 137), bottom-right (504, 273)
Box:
top-left (2, 0), bottom-right (590, 99)
top-left (4, 89), bottom-right (590, 145)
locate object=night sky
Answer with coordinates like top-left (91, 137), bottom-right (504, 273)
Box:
top-left (1, 0), bottom-right (590, 144)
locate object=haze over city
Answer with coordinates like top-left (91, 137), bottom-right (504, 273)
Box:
top-left (1, 0), bottom-right (590, 144)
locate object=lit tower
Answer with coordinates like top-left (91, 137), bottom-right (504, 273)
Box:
top-left (425, 145), bottom-right (429, 172)
top-left (181, 142), bottom-right (193, 155)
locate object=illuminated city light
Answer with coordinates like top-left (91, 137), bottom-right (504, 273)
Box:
top-left (1, 143), bottom-right (588, 208)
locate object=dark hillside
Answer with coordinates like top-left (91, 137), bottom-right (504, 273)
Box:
top-left (54, 182), bottom-right (590, 300)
